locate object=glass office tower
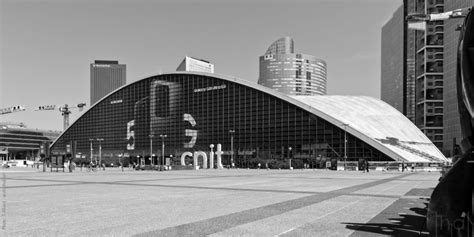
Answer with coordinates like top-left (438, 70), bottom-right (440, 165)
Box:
top-left (90, 60), bottom-right (126, 105)
top-left (258, 37), bottom-right (327, 96)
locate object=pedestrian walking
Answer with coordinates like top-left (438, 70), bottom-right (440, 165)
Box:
top-left (365, 159), bottom-right (369, 173)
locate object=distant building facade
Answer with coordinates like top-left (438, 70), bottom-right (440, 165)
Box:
top-left (176, 56), bottom-right (214, 73)
top-left (381, 5), bottom-right (404, 113)
top-left (0, 122), bottom-right (60, 161)
top-left (381, 4), bottom-right (416, 122)
top-left (414, 0), bottom-right (445, 150)
top-left (90, 60), bottom-right (126, 105)
top-left (258, 37), bottom-right (327, 96)
top-left (382, 1), bottom-right (446, 152)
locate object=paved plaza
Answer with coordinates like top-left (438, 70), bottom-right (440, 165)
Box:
top-left (0, 167), bottom-right (439, 236)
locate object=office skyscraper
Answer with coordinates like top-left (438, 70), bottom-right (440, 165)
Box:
top-left (176, 56), bottom-right (214, 73)
top-left (381, 3), bottom-right (416, 122)
top-left (258, 37), bottom-right (327, 96)
top-left (413, 0), bottom-right (445, 151)
top-left (90, 60), bottom-right (126, 105)
top-left (382, 1), bottom-right (446, 152)
top-left (381, 6), bottom-right (404, 113)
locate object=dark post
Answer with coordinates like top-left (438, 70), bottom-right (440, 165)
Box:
top-left (40, 143), bottom-right (46, 172)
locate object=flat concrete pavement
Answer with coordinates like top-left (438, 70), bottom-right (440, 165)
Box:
top-left (0, 167), bottom-right (438, 236)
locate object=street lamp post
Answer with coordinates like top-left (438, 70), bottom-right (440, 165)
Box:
top-left (289, 146), bottom-right (292, 169)
top-left (88, 139), bottom-right (94, 164)
top-left (229, 130), bottom-right (235, 168)
top-left (159, 134), bottom-right (167, 171)
top-left (96, 138), bottom-right (104, 169)
top-left (4, 143), bottom-right (9, 162)
top-left (149, 134), bottom-right (154, 166)
top-left (342, 123), bottom-right (349, 170)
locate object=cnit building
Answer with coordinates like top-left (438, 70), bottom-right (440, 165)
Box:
top-left (50, 72), bottom-right (447, 168)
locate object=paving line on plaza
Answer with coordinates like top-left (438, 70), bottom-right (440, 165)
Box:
top-left (3, 170), bottom-right (431, 187)
top-left (134, 173), bottom-right (414, 237)
top-left (277, 227), bottom-right (295, 236)
top-left (2, 171), bottom-right (287, 185)
top-left (2, 182), bottom-right (404, 205)
top-left (4, 176), bottom-right (326, 194)
top-left (275, 197), bottom-right (366, 237)
top-left (2, 176), bottom-right (405, 200)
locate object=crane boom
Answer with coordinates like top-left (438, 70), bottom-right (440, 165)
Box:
top-left (37, 103), bottom-right (86, 130)
top-left (36, 105), bottom-right (56, 111)
top-left (0, 106), bottom-right (26, 115)
top-left (1, 103), bottom-right (86, 130)
top-left (407, 7), bottom-right (471, 22)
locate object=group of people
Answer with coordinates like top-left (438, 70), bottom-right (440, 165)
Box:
top-left (84, 161), bottom-right (106, 171)
top-left (401, 162), bottom-right (415, 172)
top-left (362, 159), bottom-right (370, 173)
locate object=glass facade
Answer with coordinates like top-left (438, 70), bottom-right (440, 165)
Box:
top-left (442, 0), bottom-right (474, 156)
top-left (0, 126), bottom-right (59, 160)
top-left (259, 37), bottom-right (327, 96)
top-left (51, 73), bottom-right (392, 168)
top-left (381, 5), bottom-right (404, 114)
top-left (90, 60), bottom-right (126, 105)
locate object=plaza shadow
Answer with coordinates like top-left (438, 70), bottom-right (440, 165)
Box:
top-left (344, 198), bottom-right (429, 237)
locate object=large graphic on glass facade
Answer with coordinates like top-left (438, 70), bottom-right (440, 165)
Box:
top-left (121, 76), bottom-right (230, 168)
top-left (149, 80), bottom-right (181, 147)
top-left (147, 79), bottom-right (227, 152)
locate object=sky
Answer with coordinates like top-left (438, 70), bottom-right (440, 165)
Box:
top-left (0, 0), bottom-right (402, 131)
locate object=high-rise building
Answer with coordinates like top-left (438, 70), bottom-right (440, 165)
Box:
top-left (443, 0), bottom-right (474, 156)
top-left (414, 0), bottom-right (445, 150)
top-left (258, 37), bottom-right (327, 96)
top-left (381, 1), bottom-right (445, 152)
top-left (176, 56), bottom-right (214, 73)
top-left (406, 1), bottom-right (417, 123)
top-left (90, 60), bottom-right (126, 105)
top-left (381, 3), bottom-right (416, 122)
top-left (381, 6), bottom-right (404, 113)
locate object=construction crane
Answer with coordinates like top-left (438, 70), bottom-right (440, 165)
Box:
top-left (1, 103), bottom-right (86, 130)
top-left (0, 106), bottom-right (26, 115)
top-left (406, 7), bottom-right (470, 22)
top-left (37, 103), bottom-right (86, 130)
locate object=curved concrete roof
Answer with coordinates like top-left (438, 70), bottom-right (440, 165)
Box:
top-left (55, 71), bottom-right (446, 163)
top-left (291, 96), bottom-right (447, 163)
